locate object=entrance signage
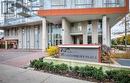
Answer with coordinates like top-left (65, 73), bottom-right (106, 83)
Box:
top-left (58, 45), bottom-right (101, 63)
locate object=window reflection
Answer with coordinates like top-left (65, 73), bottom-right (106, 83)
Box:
top-left (87, 21), bottom-right (92, 35)
top-left (48, 24), bottom-right (62, 46)
top-left (97, 20), bottom-right (102, 44)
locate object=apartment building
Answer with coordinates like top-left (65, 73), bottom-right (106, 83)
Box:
top-left (0, 0), bottom-right (129, 51)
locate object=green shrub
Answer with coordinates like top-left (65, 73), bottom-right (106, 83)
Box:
top-left (53, 63), bottom-right (68, 74)
top-left (72, 66), bottom-right (80, 75)
top-left (69, 66), bottom-right (73, 71)
top-left (59, 63), bottom-right (68, 74)
top-left (33, 60), bottom-right (43, 70)
top-left (39, 58), bottom-right (44, 62)
top-left (79, 66), bottom-right (94, 78)
top-left (30, 59), bottom-right (38, 67)
top-left (48, 62), bottom-right (54, 72)
top-left (79, 67), bottom-right (86, 77)
top-left (53, 64), bottom-right (61, 73)
top-left (106, 70), bottom-right (130, 83)
top-left (41, 62), bottom-right (50, 70)
top-left (93, 67), bottom-right (105, 81)
top-left (84, 66), bottom-right (96, 77)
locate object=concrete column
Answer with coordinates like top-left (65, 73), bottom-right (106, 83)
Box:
top-left (107, 23), bottom-right (111, 47)
top-left (18, 28), bottom-right (22, 49)
top-left (4, 30), bottom-right (6, 37)
top-left (39, 24), bottom-right (42, 49)
top-left (23, 27), bottom-right (26, 49)
top-left (82, 21), bottom-right (88, 44)
top-left (92, 20), bottom-right (98, 44)
top-left (5, 41), bottom-right (7, 49)
top-left (102, 15), bottom-right (108, 46)
top-left (62, 18), bottom-right (72, 44)
top-left (41, 17), bottom-right (48, 51)
top-left (30, 26), bottom-right (34, 49)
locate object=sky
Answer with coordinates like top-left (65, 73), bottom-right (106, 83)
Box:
top-left (111, 0), bottom-right (130, 34)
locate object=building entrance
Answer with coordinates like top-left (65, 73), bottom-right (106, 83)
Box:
top-left (72, 35), bottom-right (83, 44)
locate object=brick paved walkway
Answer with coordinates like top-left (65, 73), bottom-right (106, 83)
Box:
top-left (0, 49), bottom-right (45, 68)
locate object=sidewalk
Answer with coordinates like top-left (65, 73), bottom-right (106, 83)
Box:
top-left (0, 64), bottom-right (94, 83)
top-left (0, 50), bottom-right (45, 68)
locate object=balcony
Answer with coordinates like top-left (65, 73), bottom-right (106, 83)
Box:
top-left (14, 1), bottom-right (29, 11)
top-left (4, 36), bottom-right (18, 40)
top-left (0, 15), bottom-right (42, 28)
top-left (42, 0), bottom-right (125, 10)
top-left (17, 8), bottom-right (31, 17)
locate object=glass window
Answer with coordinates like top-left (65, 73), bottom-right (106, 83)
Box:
top-left (34, 26), bottom-right (40, 49)
top-left (15, 27), bottom-right (18, 36)
top-left (97, 20), bottom-right (102, 44)
top-left (88, 36), bottom-right (92, 44)
top-left (75, 0), bottom-right (93, 5)
top-left (1, 1), bottom-right (14, 14)
top-left (103, 0), bottom-right (119, 7)
top-left (98, 20), bottom-right (102, 33)
top-left (11, 29), bottom-right (13, 36)
top-left (94, 0), bottom-right (103, 7)
top-left (51, 0), bottom-right (66, 8)
top-left (75, 0), bottom-right (93, 8)
top-left (119, 0), bottom-right (125, 7)
top-left (77, 23), bottom-right (82, 31)
top-left (98, 35), bottom-right (102, 44)
top-left (22, 28), bottom-right (24, 34)
top-left (6, 30), bottom-right (9, 36)
top-left (48, 24), bottom-right (62, 46)
top-left (87, 21), bottom-right (92, 35)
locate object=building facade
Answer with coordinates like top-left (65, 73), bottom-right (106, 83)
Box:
top-left (0, 0), bottom-right (129, 51)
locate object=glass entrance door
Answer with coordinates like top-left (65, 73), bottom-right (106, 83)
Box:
top-left (72, 35), bottom-right (83, 44)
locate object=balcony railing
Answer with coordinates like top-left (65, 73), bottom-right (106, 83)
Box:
top-left (42, 0), bottom-right (125, 9)
top-left (0, 15), bottom-right (42, 27)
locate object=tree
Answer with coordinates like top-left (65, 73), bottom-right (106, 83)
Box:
top-left (114, 35), bottom-right (130, 45)
top-left (111, 39), bottom-right (117, 45)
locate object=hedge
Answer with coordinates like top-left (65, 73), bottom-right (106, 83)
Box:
top-left (30, 58), bottom-right (130, 82)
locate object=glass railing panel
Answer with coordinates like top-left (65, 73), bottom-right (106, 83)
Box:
top-left (43, 0), bottom-right (125, 9)
top-left (0, 15), bottom-right (42, 27)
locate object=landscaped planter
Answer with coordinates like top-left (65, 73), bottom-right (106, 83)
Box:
top-left (30, 58), bottom-right (130, 83)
